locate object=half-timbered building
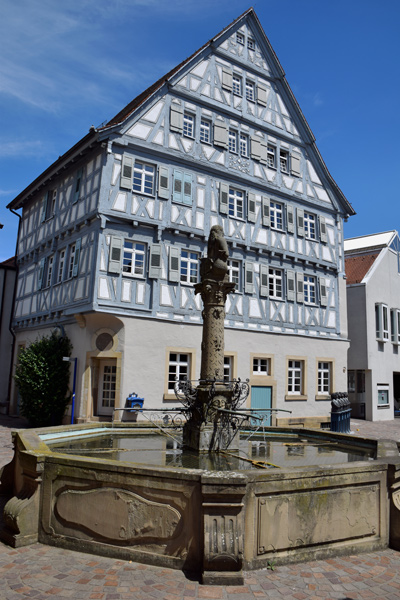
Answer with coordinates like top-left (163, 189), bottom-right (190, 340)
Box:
top-left (7, 9), bottom-right (354, 425)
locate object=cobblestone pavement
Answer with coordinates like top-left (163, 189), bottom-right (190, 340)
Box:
top-left (0, 416), bottom-right (400, 599)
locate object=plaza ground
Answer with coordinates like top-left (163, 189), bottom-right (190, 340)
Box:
top-left (1, 415), bottom-right (400, 600)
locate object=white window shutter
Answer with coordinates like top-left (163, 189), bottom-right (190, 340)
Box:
top-left (158, 166), bottom-right (169, 199)
top-left (287, 205), bottom-right (294, 233)
top-left (183, 173), bottom-right (192, 206)
top-left (38, 258), bottom-right (46, 290)
top-left (108, 237), bottom-right (123, 274)
top-left (262, 197), bottom-right (270, 227)
top-left (214, 122), bottom-right (228, 148)
top-left (286, 270), bottom-right (295, 301)
top-left (291, 153), bottom-right (301, 177)
top-left (245, 262), bottom-right (254, 294)
top-left (296, 272), bottom-right (304, 303)
top-left (319, 277), bottom-right (328, 306)
top-left (169, 247), bottom-right (180, 282)
top-left (149, 244), bottom-right (162, 278)
top-left (260, 141), bottom-right (268, 165)
top-left (221, 67), bottom-right (233, 92)
top-left (250, 137), bottom-right (261, 161)
top-left (219, 182), bottom-right (229, 214)
top-left (121, 156), bottom-right (133, 190)
top-left (297, 208), bottom-right (304, 237)
top-left (72, 238), bottom-right (81, 277)
top-left (170, 104), bottom-right (183, 133)
top-left (248, 193), bottom-right (256, 223)
top-left (259, 264), bottom-right (269, 297)
top-left (319, 216), bottom-right (327, 243)
top-left (173, 170), bottom-right (183, 203)
top-left (256, 84), bottom-right (268, 106)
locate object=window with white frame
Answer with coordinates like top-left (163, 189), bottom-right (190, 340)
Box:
top-left (280, 149), bottom-right (289, 173)
top-left (236, 32), bottom-right (244, 45)
top-left (232, 75), bottom-right (242, 96)
top-left (168, 353), bottom-right (190, 393)
top-left (228, 259), bottom-right (240, 289)
top-left (247, 38), bottom-right (255, 50)
top-left (180, 250), bottom-right (199, 284)
top-left (133, 162), bottom-right (155, 195)
top-left (376, 303), bottom-right (389, 341)
top-left (228, 188), bottom-right (244, 219)
top-left (67, 244), bottom-right (76, 279)
top-left (46, 255), bottom-right (54, 288)
top-left (245, 81), bottom-right (255, 102)
top-left (268, 268), bottom-right (283, 299)
top-left (304, 275), bottom-right (316, 304)
top-left (267, 145), bottom-right (276, 168)
top-left (304, 212), bottom-right (316, 239)
top-left (57, 249), bottom-right (65, 283)
top-left (123, 241), bottom-right (146, 277)
top-left (224, 356), bottom-right (233, 382)
top-left (288, 360), bottom-right (303, 395)
top-left (253, 357), bottom-right (270, 375)
top-left (270, 201), bottom-right (283, 230)
top-left (200, 119), bottom-right (211, 143)
top-left (240, 134), bottom-right (249, 157)
top-left (45, 190), bottom-right (57, 220)
top-left (183, 113), bottom-right (195, 137)
top-left (228, 130), bottom-right (237, 153)
top-left (391, 309), bottom-right (400, 344)
top-left (318, 362), bottom-right (331, 395)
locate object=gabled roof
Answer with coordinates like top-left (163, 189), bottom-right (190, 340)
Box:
top-left (345, 252), bottom-right (380, 284)
top-left (0, 256), bottom-right (17, 269)
top-left (7, 8), bottom-right (354, 218)
top-left (344, 231), bottom-right (397, 254)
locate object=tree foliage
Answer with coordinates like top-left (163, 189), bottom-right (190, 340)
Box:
top-left (14, 332), bottom-right (72, 427)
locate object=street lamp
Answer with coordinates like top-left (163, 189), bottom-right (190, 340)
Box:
top-left (63, 356), bottom-right (78, 424)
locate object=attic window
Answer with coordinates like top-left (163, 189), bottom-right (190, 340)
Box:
top-left (236, 32), bottom-right (244, 45)
top-left (248, 38), bottom-right (255, 51)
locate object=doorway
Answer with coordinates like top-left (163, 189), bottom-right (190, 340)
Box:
top-left (393, 372), bottom-right (400, 416)
top-left (250, 386), bottom-right (272, 426)
top-left (97, 360), bottom-right (117, 416)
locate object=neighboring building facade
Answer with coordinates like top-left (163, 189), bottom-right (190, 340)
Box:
top-left (0, 257), bottom-right (17, 412)
top-left (7, 9), bottom-right (354, 425)
top-left (345, 231), bottom-right (400, 421)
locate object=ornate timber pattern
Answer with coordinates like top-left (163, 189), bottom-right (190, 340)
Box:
top-left (11, 9), bottom-right (353, 342)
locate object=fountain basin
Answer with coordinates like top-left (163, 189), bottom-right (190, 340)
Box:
top-left (2, 423), bottom-right (400, 585)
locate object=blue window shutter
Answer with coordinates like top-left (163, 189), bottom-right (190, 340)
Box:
top-left (158, 166), bottom-right (170, 199)
top-left (38, 258), bottom-right (45, 290)
top-left (260, 141), bottom-right (268, 165)
top-left (297, 208), bottom-right (304, 237)
top-left (256, 84), bottom-right (268, 107)
top-left (287, 205), bottom-right (294, 234)
top-left (169, 247), bottom-right (180, 282)
top-left (259, 265), bottom-right (269, 297)
top-left (219, 182), bottom-right (229, 215)
top-left (173, 170), bottom-right (183, 203)
top-left (72, 238), bottom-right (81, 277)
top-left (183, 173), bottom-right (192, 205)
top-left (319, 216), bottom-right (327, 243)
top-left (245, 262), bottom-right (254, 294)
top-left (286, 270), bottom-right (295, 301)
top-left (121, 156), bottom-right (133, 190)
top-left (170, 104), bottom-right (183, 133)
top-left (248, 193), bottom-right (256, 223)
top-left (262, 197), bottom-right (270, 227)
top-left (74, 168), bottom-right (83, 203)
top-left (41, 192), bottom-right (49, 223)
top-left (319, 277), bottom-right (328, 306)
top-left (213, 122), bottom-right (228, 148)
top-left (221, 67), bottom-right (233, 92)
top-left (149, 244), bottom-right (162, 278)
top-left (291, 153), bottom-right (301, 177)
top-left (108, 237), bottom-right (122, 274)
top-left (296, 272), bottom-right (304, 303)
top-left (250, 137), bottom-right (261, 161)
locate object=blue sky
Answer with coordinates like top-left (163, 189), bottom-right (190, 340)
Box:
top-left (1, 0), bottom-right (399, 262)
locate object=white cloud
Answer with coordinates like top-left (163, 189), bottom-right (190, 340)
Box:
top-left (0, 140), bottom-right (47, 158)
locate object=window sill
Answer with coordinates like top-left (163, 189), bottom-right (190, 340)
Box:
top-left (285, 394), bottom-right (308, 401)
top-left (122, 273), bottom-right (145, 280)
top-left (377, 404), bottom-right (390, 409)
top-left (315, 394), bottom-right (331, 401)
top-left (163, 393), bottom-right (178, 401)
top-left (132, 191), bottom-right (155, 198)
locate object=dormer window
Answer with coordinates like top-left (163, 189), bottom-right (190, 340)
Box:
top-left (236, 32), bottom-right (244, 45)
top-left (280, 149), bottom-right (289, 173)
top-left (247, 38), bottom-right (255, 51)
top-left (232, 74), bottom-right (242, 96)
top-left (183, 113), bottom-right (194, 138)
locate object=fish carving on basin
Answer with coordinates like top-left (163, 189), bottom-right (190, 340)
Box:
top-left (55, 487), bottom-right (182, 543)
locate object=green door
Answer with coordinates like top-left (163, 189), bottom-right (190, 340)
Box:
top-left (250, 386), bottom-right (272, 426)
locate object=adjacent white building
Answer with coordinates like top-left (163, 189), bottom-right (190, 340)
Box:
top-left (7, 9), bottom-right (354, 426)
top-left (345, 231), bottom-right (400, 421)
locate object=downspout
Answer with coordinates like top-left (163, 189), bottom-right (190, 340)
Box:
top-left (6, 208), bottom-right (22, 412)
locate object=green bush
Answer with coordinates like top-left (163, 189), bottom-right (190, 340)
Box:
top-left (14, 332), bottom-right (73, 427)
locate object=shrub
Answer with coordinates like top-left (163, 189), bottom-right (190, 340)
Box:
top-left (14, 332), bottom-right (72, 427)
